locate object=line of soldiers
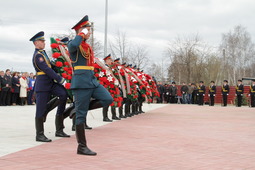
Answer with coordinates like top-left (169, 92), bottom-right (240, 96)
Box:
top-left (158, 79), bottom-right (255, 107)
top-left (30, 15), bottom-right (159, 156)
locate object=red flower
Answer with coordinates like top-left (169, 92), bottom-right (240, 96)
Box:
top-left (65, 83), bottom-right (71, 89)
top-left (52, 52), bottom-right (61, 59)
top-left (55, 61), bottom-right (63, 67)
top-left (67, 75), bottom-right (72, 80)
top-left (63, 67), bottom-right (69, 71)
top-left (64, 62), bottom-right (69, 66)
top-left (142, 94), bottom-right (146, 97)
top-left (95, 73), bottom-right (99, 77)
top-left (67, 70), bottom-right (72, 75)
top-left (110, 84), bottom-right (115, 89)
top-left (51, 43), bottom-right (59, 49)
top-left (94, 63), bottom-right (101, 69)
top-left (61, 73), bottom-right (67, 78)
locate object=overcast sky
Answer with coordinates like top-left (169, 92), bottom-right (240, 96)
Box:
top-left (0, 0), bottom-right (255, 72)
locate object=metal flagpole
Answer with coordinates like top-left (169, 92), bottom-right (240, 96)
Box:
top-left (104, 0), bottom-right (108, 57)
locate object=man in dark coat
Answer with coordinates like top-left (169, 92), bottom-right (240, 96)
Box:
top-left (197, 81), bottom-right (206, 105)
top-left (1, 69), bottom-right (12, 106)
top-left (169, 82), bottom-right (178, 103)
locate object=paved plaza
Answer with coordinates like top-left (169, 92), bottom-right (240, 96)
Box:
top-left (0, 104), bottom-right (255, 169)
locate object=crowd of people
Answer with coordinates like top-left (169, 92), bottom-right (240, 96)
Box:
top-left (0, 69), bottom-right (36, 106)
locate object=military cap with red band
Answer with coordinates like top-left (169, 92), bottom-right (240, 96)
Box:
top-left (103, 54), bottom-right (112, 61)
top-left (72, 15), bottom-right (91, 30)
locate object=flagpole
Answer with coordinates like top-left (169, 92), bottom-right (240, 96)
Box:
top-left (104, 0), bottom-right (108, 57)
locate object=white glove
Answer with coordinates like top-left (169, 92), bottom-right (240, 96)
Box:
top-left (208, 94), bottom-right (210, 97)
top-left (248, 94), bottom-right (251, 96)
top-left (241, 94), bottom-right (243, 96)
top-left (81, 28), bottom-right (89, 35)
top-left (203, 94), bottom-right (205, 96)
top-left (227, 94), bottom-right (229, 96)
top-left (213, 94), bottom-right (215, 97)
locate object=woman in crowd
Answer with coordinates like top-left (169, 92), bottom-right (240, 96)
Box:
top-left (11, 72), bottom-right (20, 105)
top-left (19, 72), bottom-right (28, 106)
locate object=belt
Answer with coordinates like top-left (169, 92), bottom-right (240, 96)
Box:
top-left (37, 71), bottom-right (45, 75)
top-left (74, 66), bottom-right (94, 70)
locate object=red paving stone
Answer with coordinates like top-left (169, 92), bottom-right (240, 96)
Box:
top-left (1, 104), bottom-right (255, 170)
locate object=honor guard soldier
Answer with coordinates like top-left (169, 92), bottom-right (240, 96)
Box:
top-left (209, 81), bottom-right (216, 106)
top-left (197, 81), bottom-right (205, 105)
top-left (236, 80), bottom-right (244, 107)
top-left (222, 80), bottom-right (229, 106)
top-left (68, 15), bottom-right (113, 156)
top-left (30, 31), bottom-right (70, 143)
top-left (250, 80), bottom-right (255, 107)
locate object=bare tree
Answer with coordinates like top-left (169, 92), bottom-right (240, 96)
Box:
top-left (220, 25), bottom-right (255, 84)
top-left (129, 43), bottom-right (149, 70)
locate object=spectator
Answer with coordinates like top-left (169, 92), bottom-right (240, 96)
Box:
top-left (1, 69), bottom-right (12, 106)
top-left (169, 82), bottom-right (178, 103)
top-left (19, 73), bottom-right (28, 106)
top-left (187, 83), bottom-right (194, 104)
top-left (157, 81), bottom-right (165, 103)
top-left (11, 72), bottom-right (20, 105)
top-left (0, 70), bottom-right (4, 106)
top-left (191, 83), bottom-right (198, 104)
top-left (181, 82), bottom-right (188, 104)
top-left (28, 73), bottom-right (36, 105)
top-left (164, 84), bottom-right (171, 103)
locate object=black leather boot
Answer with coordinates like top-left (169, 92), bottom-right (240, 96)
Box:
top-left (63, 104), bottom-right (75, 119)
top-left (72, 116), bottom-right (76, 131)
top-left (111, 107), bottom-right (120, 120)
top-left (124, 103), bottom-right (132, 117)
top-left (89, 100), bottom-right (103, 110)
top-left (119, 105), bottom-right (127, 118)
top-left (55, 114), bottom-right (70, 137)
top-left (84, 117), bottom-right (92, 130)
top-left (43, 97), bottom-right (60, 122)
top-left (103, 106), bottom-right (112, 122)
top-left (139, 104), bottom-right (145, 113)
top-left (76, 124), bottom-right (97, 156)
top-left (35, 117), bottom-right (52, 142)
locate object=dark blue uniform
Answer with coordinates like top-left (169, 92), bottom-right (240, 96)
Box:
top-left (68, 35), bottom-right (113, 125)
top-left (32, 49), bottom-right (67, 118)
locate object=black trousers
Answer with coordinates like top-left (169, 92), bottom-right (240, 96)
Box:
top-left (1, 89), bottom-right (11, 106)
top-left (251, 93), bottom-right (255, 107)
top-left (12, 93), bottom-right (19, 104)
top-left (222, 94), bottom-right (228, 106)
top-left (198, 94), bottom-right (204, 105)
top-left (237, 95), bottom-right (242, 107)
top-left (209, 94), bottom-right (215, 106)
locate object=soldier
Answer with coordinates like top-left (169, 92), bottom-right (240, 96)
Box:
top-left (208, 81), bottom-right (216, 106)
top-left (250, 80), bottom-right (255, 107)
top-left (30, 31), bottom-right (70, 142)
top-left (157, 81), bottom-right (164, 103)
top-left (236, 80), bottom-right (244, 107)
top-left (197, 81), bottom-right (205, 105)
top-left (102, 55), bottom-right (120, 122)
top-left (222, 80), bottom-right (229, 106)
top-left (68, 15), bottom-right (113, 156)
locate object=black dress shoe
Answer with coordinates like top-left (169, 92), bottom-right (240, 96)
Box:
top-left (56, 131), bottom-right (70, 137)
top-left (77, 146), bottom-right (97, 156)
top-left (112, 116), bottom-right (121, 120)
top-left (85, 125), bottom-right (92, 130)
top-left (36, 135), bottom-right (52, 142)
top-left (103, 117), bottom-right (113, 122)
top-left (119, 115), bottom-right (127, 118)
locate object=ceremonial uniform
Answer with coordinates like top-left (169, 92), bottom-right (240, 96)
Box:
top-left (236, 80), bottom-right (244, 107)
top-left (222, 80), bottom-right (229, 106)
top-left (197, 81), bottom-right (205, 105)
top-left (30, 31), bottom-right (69, 142)
top-left (68, 15), bottom-right (113, 156)
top-left (250, 82), bottom-right (255, 107)
top-left (209, 81), bottom-right (216, 106)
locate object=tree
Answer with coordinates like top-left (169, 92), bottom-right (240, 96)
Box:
top-left (219, 25), bottom-right (255, 84)
top-left (129, 43), bottom-right (149, 70)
